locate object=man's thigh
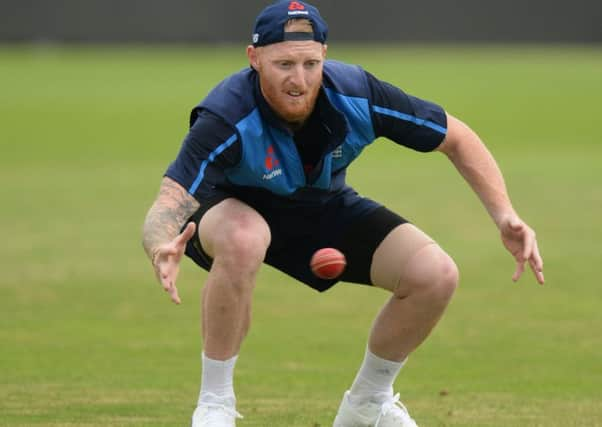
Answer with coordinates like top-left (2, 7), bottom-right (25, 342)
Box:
top-left (183, 195), bottom-right (270, 270)
top-left (332, 206), bottom-right (408, 287)
top-left (370, 223), bottom-right (439, 293)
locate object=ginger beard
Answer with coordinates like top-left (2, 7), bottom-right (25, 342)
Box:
top-left (248, 41), bottom-right (327, 128)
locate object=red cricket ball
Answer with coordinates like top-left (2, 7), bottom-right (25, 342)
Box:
top-left (310, 248), bottom-right (347, 280)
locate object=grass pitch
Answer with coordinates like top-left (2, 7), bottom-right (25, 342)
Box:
top-left (0, 44), bottom-right (601, 426)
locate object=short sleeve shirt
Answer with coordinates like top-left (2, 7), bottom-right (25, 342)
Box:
top-left (166, 60), bottom-right (447, 205)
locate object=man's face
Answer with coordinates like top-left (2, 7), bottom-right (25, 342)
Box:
top-left (248, 41), bottom-right (327, 128)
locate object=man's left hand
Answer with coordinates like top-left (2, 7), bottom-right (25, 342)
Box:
top-left (499, 216), bottom-right (545, 285)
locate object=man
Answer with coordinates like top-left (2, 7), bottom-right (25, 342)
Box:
top-left (142, 1), bottom-right (545, 426)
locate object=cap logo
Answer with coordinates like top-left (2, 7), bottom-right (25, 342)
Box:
top-left (288, 1), bottom-right (309, 15)
top-left (252, 33), bottom-right (259, 43)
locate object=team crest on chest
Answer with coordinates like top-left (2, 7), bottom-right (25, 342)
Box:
top-left (263, 145), bottom-right (283, 180)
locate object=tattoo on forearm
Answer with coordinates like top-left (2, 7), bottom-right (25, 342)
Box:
top-left (142, 177), bottom-right (200, 260)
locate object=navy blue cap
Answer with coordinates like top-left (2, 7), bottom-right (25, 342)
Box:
top-left (252, 1), bottom-right (328, 47)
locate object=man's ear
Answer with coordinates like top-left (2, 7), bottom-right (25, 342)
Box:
top-left (322, 44), bottom-right (328, 58)
top-left (247, 45), bottom-right (260, 70)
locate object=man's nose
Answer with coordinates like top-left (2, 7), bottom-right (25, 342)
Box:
top-left (288, 65), bottom-right (307, 89)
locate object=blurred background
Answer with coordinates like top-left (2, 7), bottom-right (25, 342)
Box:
top-left (1, 1), bottom-right (601, 426)
top-left (1, 0), bottom-right (601, 44)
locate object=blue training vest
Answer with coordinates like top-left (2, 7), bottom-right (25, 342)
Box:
top-left (195, 61), bottom-right (376, 197)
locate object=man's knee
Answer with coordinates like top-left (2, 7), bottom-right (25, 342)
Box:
top-left (422, 247), bottom-right (459, 300)
top-left (397, 244), bottom-right (459, 303)
top-left (215, 226), bottom-right (270, 269)
top-left (199, 198), bottom-right (271, 273)
top-left (370, 223), bottom-right (458, 301)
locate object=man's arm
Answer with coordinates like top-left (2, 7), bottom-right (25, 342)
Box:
top-left (437, 113), bottom-right (544, 284)
top-left (437, 114), bottom-right (514, 226)
top-left (142, 176), bottom-right (200, 303)
top-left (143, 176), bottom-right (200, 259)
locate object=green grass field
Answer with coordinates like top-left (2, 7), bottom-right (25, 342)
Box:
top-left (1, 44), bottom-right (601, 426)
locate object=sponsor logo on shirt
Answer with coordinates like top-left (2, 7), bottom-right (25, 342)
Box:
top-left (263, 145), bottom-right (283, 180)
top-left (263, 168), bottom-right (283, 180)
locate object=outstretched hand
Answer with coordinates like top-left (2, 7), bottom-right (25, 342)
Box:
top-left (499, 216), bottom-right (544, 285)
top-left (151, 222), bottom-right (197, 304)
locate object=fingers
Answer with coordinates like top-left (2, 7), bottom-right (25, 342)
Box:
top-left (529, 259), bottom-right (545, 285)
top-left (509, 222), bottom-right (527, 282)
top-left (509, 218), bottom-right (532, 261)
top-left (157, 258), bottom-right (182, 304)
top-left (158, 264), bottom-right (172, 291)
top-left (167, 283), bottom-right (182, 304)
top-left (521, 228), bottom-right (535, 262)
top-left (151, 224), bottom-right (195, 304)
top-left (159, 273), bottom-right (182, 304)
top-left (510, 226), bottom-right (544, 285)
top-left (520, 226), bottom-right (544, 285)
top-left (512, 259), bottom-right (525, 282)
top-left (529, 243), bottom-right (545, 285)
top-left (174, 222), bottom-right (197, 246)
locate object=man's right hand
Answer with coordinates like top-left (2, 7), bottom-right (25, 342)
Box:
top-left (151, 222), bottom-right (197, 304)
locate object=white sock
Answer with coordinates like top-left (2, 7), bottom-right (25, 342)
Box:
top-left (348, 348), bottom-right (406, 406)
top-left (198, 352), bottom-right (238, 406)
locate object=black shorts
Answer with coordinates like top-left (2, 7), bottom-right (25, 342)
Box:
top-left (184, 189), bottom-right (407, 292)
